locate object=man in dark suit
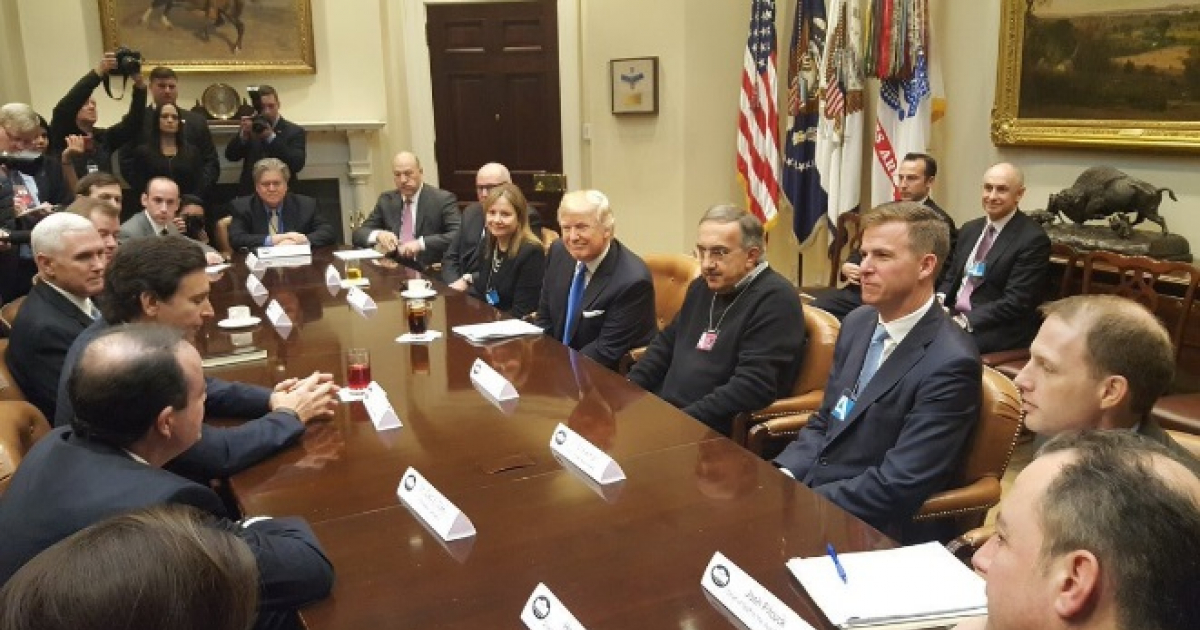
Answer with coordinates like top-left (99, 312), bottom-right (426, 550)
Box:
top-left (228, 158), bottom-right (336, 250)
top-left (535, 189), bottom-right (657, 371)
top-left (352, 151), bottom-right (460, 271)
top-left (0, 325), bottom-right (335, 630)
top-left (775, 202), bottom-right (982, 542)
top-left (6, 213), bottom-right (107, 421)
top-left (443, 162), bottom-right (542, 287)
top-left (53, 235), bottom-right (338, 481)
top-left (938, 162), bottom-right (1051, 354)
top-left (813, 153), bottom-right (957, 319)
top-left (49, 51), bottom-right (147, 179)
top-left (224, 85), bottom-right (306, 196)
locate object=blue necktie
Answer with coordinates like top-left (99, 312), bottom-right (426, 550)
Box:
top-left (563, 262), bottom-right (586, 345)
top-left (855, 323), bottom-right (890, 393)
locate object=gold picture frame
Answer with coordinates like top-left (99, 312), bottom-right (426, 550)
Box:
top-left (993, 0), bottom-right (1200, 152)
top-left (97, 0), bottom-right (316, 74)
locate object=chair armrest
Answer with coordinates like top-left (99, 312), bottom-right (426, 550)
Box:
top-left (980, 348), bottom-right (1030, 368)
top-left (914, 477), bottom-right (1002, 521)
top-left (946, 525), bottom-right (994, 562)
top-left (744, 413), bottom-right (814, 459)
top-left (731, 391), bottom-right (823, 445)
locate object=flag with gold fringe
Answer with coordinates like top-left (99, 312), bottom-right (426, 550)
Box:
top-left (782, 0), bottom-right (829, 243)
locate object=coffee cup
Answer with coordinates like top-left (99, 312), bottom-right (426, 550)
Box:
top-left (406, 278), bottom-right (433, 294)
top-left (228, 305), bottom-right (251, 321)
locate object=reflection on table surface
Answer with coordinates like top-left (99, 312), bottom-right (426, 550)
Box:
top-left (203, 249), bottom-right (893, 629)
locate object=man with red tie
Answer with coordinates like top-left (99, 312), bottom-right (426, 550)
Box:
top-left (351, 151), bottom-right (461, 271)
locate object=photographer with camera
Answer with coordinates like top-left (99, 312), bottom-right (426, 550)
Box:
top-left (224, 86), bottom-right (306, 196)
top-left (49, 50), bottom-right (146, 179)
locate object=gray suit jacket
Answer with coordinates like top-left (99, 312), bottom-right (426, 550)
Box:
top-left (116, 211), bottom-right (217, 254)
top-left (352, 185), bottom-right (460, 269)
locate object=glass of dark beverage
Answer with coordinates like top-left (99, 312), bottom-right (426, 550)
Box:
top-left (346, 348), bottom-right (371, 390)
top-left (407, 298), bottom-right (429, 335)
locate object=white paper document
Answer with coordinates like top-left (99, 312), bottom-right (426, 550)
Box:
top-left (452, 319), bottom-right (544, 342)
top-left (549, 423), bottom-right (624, 485)
top-left (469, 358), bottom-right (518, 401)
top-left (396, 467), bottom-right (475, 542)
top-left (396, 331), bottom-right (443, 344)
top-left (257, 243), bottom-right (312, 259)
top-left (786, 542), bottom-right (987, 629)
top-left (334, 248), bottom-right (385, 260)
top-left (520, 583), bottom-right (588, 630)
top-left (701, 552), bottom-right (812, 630)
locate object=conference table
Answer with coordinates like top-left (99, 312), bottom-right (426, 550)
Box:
top-left (199, 249), bottom-right (895, 629)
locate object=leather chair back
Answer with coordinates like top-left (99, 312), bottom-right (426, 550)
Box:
top-left (643, 254), bottom-right (701, 331)
top-left (793, 306), bottom-right (839, 396)
top-left (0, 401), bottom-right (50, 496)
top-left (0, 295), bottom-right (26, 337)
top-left (0, 339), bottom-right (26, 402)
top-left (214, 216), bottom-right (234, 258)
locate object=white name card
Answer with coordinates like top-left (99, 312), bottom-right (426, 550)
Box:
top-left (264, 299), bottom-right (293, 339)
top-left (363, 381), bottom-right (401, 430)
top-left (396, 467), bottom-right (475, 541)
top-left (325, 264), bottom-right (341, 287)
top-left (245, 272), bottom-right (268, 297)
top-left (701, 552), bottom-right (811, 630)
top-left (521, 583), bottom-right (588, 630)
top-left (469, 358), bottom-right (517, 401)
top-left (346, 287), bottom-right (377, 316)
top-left (257, 243), bottom-right (312, 259)
top-left (549, 423), bottom-right (624, 485)
top-left (244, 252), bottom-right (261, 271)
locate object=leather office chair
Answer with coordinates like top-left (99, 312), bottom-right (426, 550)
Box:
top-left (748, 365), bottom-right (1024, 539)
top-left (0, 401), bottom-right (50, 496)
top-left (617, 253), bottom-right (701, 373)
top-left (0, 339), bottom-right (26, 402)
top-left (731, 306), bottom-right (840, 447)
top-left (214, 216), bottom-right (234, 259)
top-left (0, 295), bottom-right (26, 338)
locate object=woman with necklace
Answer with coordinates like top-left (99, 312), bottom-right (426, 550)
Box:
top-left (123, 103), bottom-right (206, 201)
top-left (460, 183), bottom-right (545, 318)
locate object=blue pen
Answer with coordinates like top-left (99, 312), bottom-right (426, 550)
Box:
top-left (826, 543), bottom-right (848, 583)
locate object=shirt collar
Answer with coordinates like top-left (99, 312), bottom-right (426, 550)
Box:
top-left (877, 294), bottom-right (936, 349)
top-left (580, 241), bottom-right (612, 275)
top-left (123, 449), bottom-right (150, 465)
top-left (143, 210), bottom-right (169, 233)
top-left (405, 185), bottom-right (424, 207)
top-left (733, 261), bottom-right (769, 291)
top-left (987, 209), bottom-right (1017, 233)
top-left (41, 279), bottom-right (97, 319)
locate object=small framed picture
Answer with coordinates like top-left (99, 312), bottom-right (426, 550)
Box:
top-left (610, 57), bottom-right (659, 115)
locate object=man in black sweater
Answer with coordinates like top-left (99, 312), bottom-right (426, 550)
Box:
top-left (628, 206), bottom-right (806, 435)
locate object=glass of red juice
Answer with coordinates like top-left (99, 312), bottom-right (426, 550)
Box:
top-left (347, 348), bottom-right (371, 390)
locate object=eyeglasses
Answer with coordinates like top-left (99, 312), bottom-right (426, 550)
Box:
top-left (694, 246), bottom-right (741, 262)
top-left (476, 183), bottom-right (504, 194)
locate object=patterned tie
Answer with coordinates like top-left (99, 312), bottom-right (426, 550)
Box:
top-left (954, 225), bottom-right (997, 314)
top-left (855, 323), bottom-right (890, 393)
top-left (268, 209), bottom-right (280, 236)
top-left (400, 197), bottom-right (415, 243)
top-left (160, 227), bottom-right (169, 236)
top-left (563, 262), bottom-right (587, 345)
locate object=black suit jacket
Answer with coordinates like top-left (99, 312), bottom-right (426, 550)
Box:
top-left (352, 186), bottom-right (461, 269)
top-left (442, 202), bottom-right (545, 282)
top-left (535, 239), bottom-right (657, 370)
top-left (938, 210), bottom-right (1051, 354)
top-left (0, 427), bottom-right (334, 622)
top-left (468, 239), bottom-right (546, 318)
top-left (774, 303), bottom-right (982, 541)
top-left (6, 281), bottom-right (94, 420)
top-left (50, 70), bottom-right (147, 176)
top-left (121, 107), bottom-right (219, 201)
top-left (229, 192), bottom-right (336, 250)
top-left (224, 116), bottom-right (307, 195)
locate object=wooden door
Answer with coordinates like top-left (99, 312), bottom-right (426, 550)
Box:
top-left (427, 0), bottom-right (565, 232)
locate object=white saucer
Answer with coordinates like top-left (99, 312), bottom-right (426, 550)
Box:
top-left (400, 289), bottom-right (437, 299)
top-left (217, 316), bottom-right (262, 329)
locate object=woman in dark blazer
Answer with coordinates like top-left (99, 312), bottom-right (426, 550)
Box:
top-left (463, 183), bottom-right (545, 318)
top-left (123, 103), bottom-right (206, 198)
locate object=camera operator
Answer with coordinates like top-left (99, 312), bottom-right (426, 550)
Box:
top-left (224, 86), bottom-right (305, 196)
top-left (49, 51), bottom-right (146, 179)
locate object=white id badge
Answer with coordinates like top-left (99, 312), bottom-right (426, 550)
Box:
top-left (831, 389), bottom-right (855, 422)
top-left (968, 261), bottom-right (986, 278)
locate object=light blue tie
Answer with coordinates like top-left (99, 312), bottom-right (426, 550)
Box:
top-left (563, 262), bottom-right (586, 345)
top-left (855, 323), bottom-right (890, 393)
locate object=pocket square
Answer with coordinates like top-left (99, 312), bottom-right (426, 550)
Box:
top-left (582, 310), bottom-right (605, 318)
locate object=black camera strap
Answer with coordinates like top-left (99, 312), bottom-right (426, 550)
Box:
top-left (102, 74), bottom-right (130, 101)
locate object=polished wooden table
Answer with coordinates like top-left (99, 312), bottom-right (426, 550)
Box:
top-left (201, 250), bottom-right (893, 629)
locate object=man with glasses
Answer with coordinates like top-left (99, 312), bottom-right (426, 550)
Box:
top-left (628, 206), bottom-right (805, 436)
top-left (228, 158), bottom-right (335, 250)
top-left (444, 162), bottom-right (543, 287)
top-left (352, 151), bottom-right (460, 271)
top-left (536, 189), bottom-right (656, 371)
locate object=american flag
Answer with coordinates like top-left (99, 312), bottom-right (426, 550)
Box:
top-left (736, 0), bottom-right (780, 227)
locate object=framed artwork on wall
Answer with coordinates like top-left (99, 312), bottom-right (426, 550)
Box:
top-left (610, 57), bottom-right (659, 115)
top-left (97, 0), bottom-right (316, 73)
top-left (993, 0), bottom-right (1200, 151)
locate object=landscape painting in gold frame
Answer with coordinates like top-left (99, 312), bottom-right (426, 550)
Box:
top-left (97, 0), bottom-right (316, 74)
top-left (993, 0), bottom-right (1200, 151)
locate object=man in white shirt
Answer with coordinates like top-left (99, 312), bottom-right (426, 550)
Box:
top-left (351, 151), bottom-right (460, 270)
top-left (116, 176), bottom-right (222, 263)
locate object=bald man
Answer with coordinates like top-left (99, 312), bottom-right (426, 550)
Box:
top-left (444, 162), bottom-right (543, 287)
top-left (352, 151), bottom-right (460, 271)
top-left (938, 162), bottom-right (1050, 354)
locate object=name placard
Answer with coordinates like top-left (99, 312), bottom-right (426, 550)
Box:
top-left (520, 582), bottom-right (588, 630)
top-left (264, 299), bottom-right (293, 339)
top-left (257, 243), bottom-right (312, 258)
top-left (244, 252), bottom-right (261, 271)
top-left (346, 287), bottom-right (377, 316)
top-left (549, 423), bottom-right (624, 485)
top-left (245, 272), bottom-right (268, 297)
top-left (701, 552), bottom-right (811, 630)
top-left (324, 264), bottom-right (341, 287)
top-left (469, 358), bottom-right (518, 401)
top-left (396, 467), bottom-right (475, 541)
top-left (363, 381), bottom-right (401, 430)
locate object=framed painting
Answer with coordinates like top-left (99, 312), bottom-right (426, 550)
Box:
top-left (97, 0), bottom-right (316, 73)
top-left (993, 0), bottom-right (1200, 151)
top-left (610, 57), bottom-right (659, 115)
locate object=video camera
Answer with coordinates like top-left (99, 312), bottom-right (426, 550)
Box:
top-left (0, 151), bottom-right (45, 177)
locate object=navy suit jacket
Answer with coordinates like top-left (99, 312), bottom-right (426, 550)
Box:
top-left (6, 281), bottom-right (94, 421)
top-left (938, 210), bottom-right (1051, 354)
top-left (352, 185), bottom-right (461, 269)
top-left (774, 302), bottom-right (982, 540)
top-left (224, 116), bottom-right (307, 195)
top-left (0, 427), bottom-right (334, 619)
top-left (229, 192), bottom-right (336, 250)
top-left (535, 239), bottom-right (657, 370)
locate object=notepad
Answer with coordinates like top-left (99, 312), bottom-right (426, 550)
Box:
top-left (786, 542), bottom-right (987, 629)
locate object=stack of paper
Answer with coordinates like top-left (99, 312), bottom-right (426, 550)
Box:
top-left (451, 319), bottom-right (544, 342)
top-left (786, 542), bottom-right (987, 629)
